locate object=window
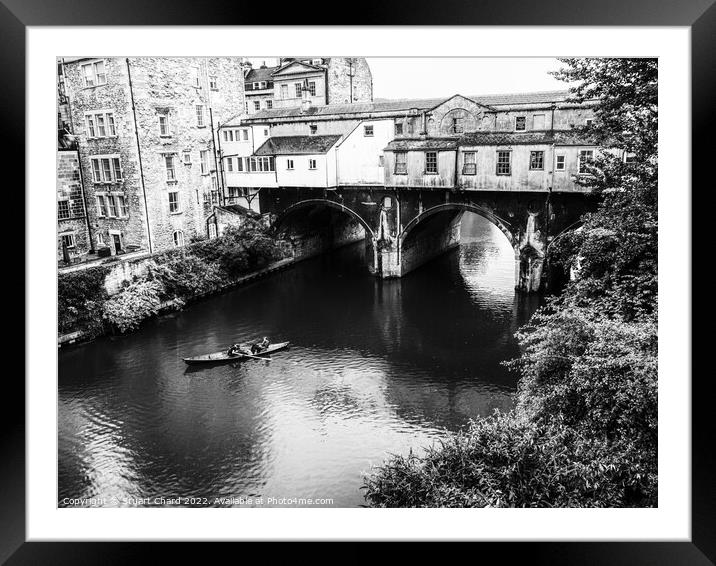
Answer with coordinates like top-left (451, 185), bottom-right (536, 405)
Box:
top-left (112, 157), bottom-right (122, 180)
top-left (308, 81), bottom-right (316, 96)
top-left (242, 129), bottom-right (249, 141)
top-left (183, 152), bottom-right (191, 165)
top-left (266, 100), bottom-right (273, 109)
top-left (260, 81), bottom-right (267, 89)
top-left (451, 117), bottom-right (464, 134)
top-left (395, 123), bottom-right (403, 136)
top-left (58, 200), bottom-right (70, 219)
top-left (60, 233), bottom-right (76, 249)
top-left (253, 82), bottom-right (260, 89)
top-left (208, 224), bottom-right (217, 239)
top-left (425, 151), bottom-right (438, 174)
top-left (281, 84), bottom-right (289, 99)
top-left (96, 195), bottom-right (107, 217)
top-left (200, 150), bottom-right (209, 175)
top-left (379, 155), bottom-right (385, 167)
top-left (168, 191), bottom-right (180, 213)
top-left (586, 118), bottom-right (594, 127)
top-left (312, 58), bottom-right (323, 65)
top-left (159, 115), bottom-right (170, 136)
top-left (533, 114), bottom-right (546, 130)
top-left (623, 151), bottom-right (636, 164)
top-left (515, 116), bottom-right (526, 131)
top-left (226, 157), bottom-right (233, 172)
top-left (229, 186), bottom-right (250, 199)
top-left (496, 150), bottom-right (511, 175)
top-left (96, 114), bottom-right (106, 137)
top-left (462, 151), bottom-right (476, 175)
top-left (223, 130), bottom-right (233, 142)
top-left (364, 125), bottom-right (374, 137)
top-left (263, 129), bottom-right (269, 136)
top-left (91, 156), bottom-right (122, 183)
top-left (85, 112), bottom-right (116, 138)
top-left (555, 154), bottom-right (566, 171)
top-left (173, 230), bottom-right (184, 247)
top-left (107, 195), bottom-right (118, 217)
top-left (196, 105), bottom-right (205, 127)
top-left (165, 155), bottom-right (176, 181)
top-left (395, 152), bottom-right (407, 175)
top-left (210, 76), bottom-right (218, 90)
top-left (192, 68), bottom-right (200, 87)
top-left (118, 195), bottom-right (129, 217)
top-left (287, 159), bottom-right (294, 170)
top-left (254, 100), bottom-right (261, 111)
top-left (248, 156), bottom-right (275, 172)
top-left (308, 159), bottom-right (317, 170)
top-left (295, 83), bottom-right (302, 97)
top-left (578, 149), bottom-right (594, 174)
top-left (529, 151), bottom-right (545, 170)
top-left (81, 60), bottom-right (106, 87)
top-left (236, 157), bottom-right (244, 172)
top-left (309, 125), bottom-right (317, 135)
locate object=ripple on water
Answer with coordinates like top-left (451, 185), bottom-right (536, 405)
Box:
top-left (59, 224), bottom-right (540, 507)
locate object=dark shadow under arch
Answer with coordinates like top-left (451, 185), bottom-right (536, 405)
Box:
top-left (271, 199), bottom-right (376, 240)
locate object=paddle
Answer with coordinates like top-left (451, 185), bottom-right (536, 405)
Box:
top-left (239, 352), bottom-right (272, 361)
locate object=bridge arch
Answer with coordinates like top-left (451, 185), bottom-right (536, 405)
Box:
top-left (399, 202), bottom-right (514, 247)
top-left (271, 198), bottom-right (376, 240)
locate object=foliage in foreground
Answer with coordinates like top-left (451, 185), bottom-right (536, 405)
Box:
top-left (102, 279), bottom-right (164, 333)
top-left (364, 58), bottom-right (659, 508)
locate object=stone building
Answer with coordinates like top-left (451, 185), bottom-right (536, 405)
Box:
top-left (242, 57), bottom-right (373, 116)
top-left (61, 56), bottom-right (246, 256)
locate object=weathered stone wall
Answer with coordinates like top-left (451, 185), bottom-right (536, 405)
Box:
top-left (399, 210), bottom-right (463, 276)
top-left (493, 106), bottom-right (595, 131)
top-left (326, 58), bottom-right (373, 104)
top-left (57, 150), bottom-right (90, 259)
top-left (64, 58), bottom-right (148, 255)
top-left (62, 57), bottom-right (246, 256)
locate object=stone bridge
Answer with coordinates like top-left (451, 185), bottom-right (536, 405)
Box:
top-left (260, 186), bottom-right (593, 292)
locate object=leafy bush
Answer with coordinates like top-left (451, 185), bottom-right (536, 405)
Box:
top-left (102, 279), bottom-right (164, 333)
top-left (58, 266), bottom-right (109, 336)
top-left (364, 412), bottom-right (656, 508)
top-left (147, 252), bottom-right (224, 299)
top-left (193, 220), bottom-right (287, 277)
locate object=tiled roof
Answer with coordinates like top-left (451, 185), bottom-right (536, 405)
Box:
top-left (244, 97), bottom-right (447, 121)
top-left (384, 138), bottom-right (460, 151)
top-left (458, 130), bottom-right (597, 147)
top-left (254, 135), bottom-right (342, 155)
top-left (245, 66), bottom-right (279, 84)
top-left (470, 90), bottom-right (573, 106)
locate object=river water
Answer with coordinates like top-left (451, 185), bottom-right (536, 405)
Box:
top-left (58, 216), bottom-right (540, 508)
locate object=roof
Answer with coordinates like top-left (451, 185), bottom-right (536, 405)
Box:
top-left (245, 66), bottom-right (278, 84)
top-left (244, 97), bottom-right (448, 122)
top-left (384, 138), bottom-right (460, 151)
top-left (469, 90), bottom-right (573, 107)
top-left (458, 130), bottom-right (598, 147)
top-left (216, 204), bottom-right (261, 218)
top-left (254, 135), bottom-right (342, 155)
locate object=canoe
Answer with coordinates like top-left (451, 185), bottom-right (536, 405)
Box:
top-left (183, 341), bottom-right (290, 365)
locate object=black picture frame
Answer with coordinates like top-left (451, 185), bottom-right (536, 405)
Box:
top-left (8, 1), bottom-right (708, 562)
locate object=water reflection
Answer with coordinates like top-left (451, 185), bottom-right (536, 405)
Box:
top-left (58, 216), bottom-right (539, 507)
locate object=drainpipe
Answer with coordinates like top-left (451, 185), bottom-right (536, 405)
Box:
top-left (209, 107), bottom-right (224, 206)
top-left (126, 58), bottom-right (153, 254)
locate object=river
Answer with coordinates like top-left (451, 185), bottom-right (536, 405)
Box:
top-left (58, 215), bottom-right (541, 508)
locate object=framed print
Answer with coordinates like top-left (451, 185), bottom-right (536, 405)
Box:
top-left (8, 0), bottom-right (710, 562)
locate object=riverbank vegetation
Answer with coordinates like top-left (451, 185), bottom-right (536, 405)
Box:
top-left (364, 58), bottom-right (659, 508)
top-left (58, 219), bottom-right (288, 336)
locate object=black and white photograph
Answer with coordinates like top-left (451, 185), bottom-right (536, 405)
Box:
top-left (55, 53), bottom-right (659, 511)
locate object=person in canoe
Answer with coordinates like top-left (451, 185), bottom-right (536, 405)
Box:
top-left (251, 337), bottom-right (270, 355)
top-left (227, 343), bottom-right (242, 357)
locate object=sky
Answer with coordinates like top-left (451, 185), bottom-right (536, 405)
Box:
top-left (246, 57), bottom-right (570, 100)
